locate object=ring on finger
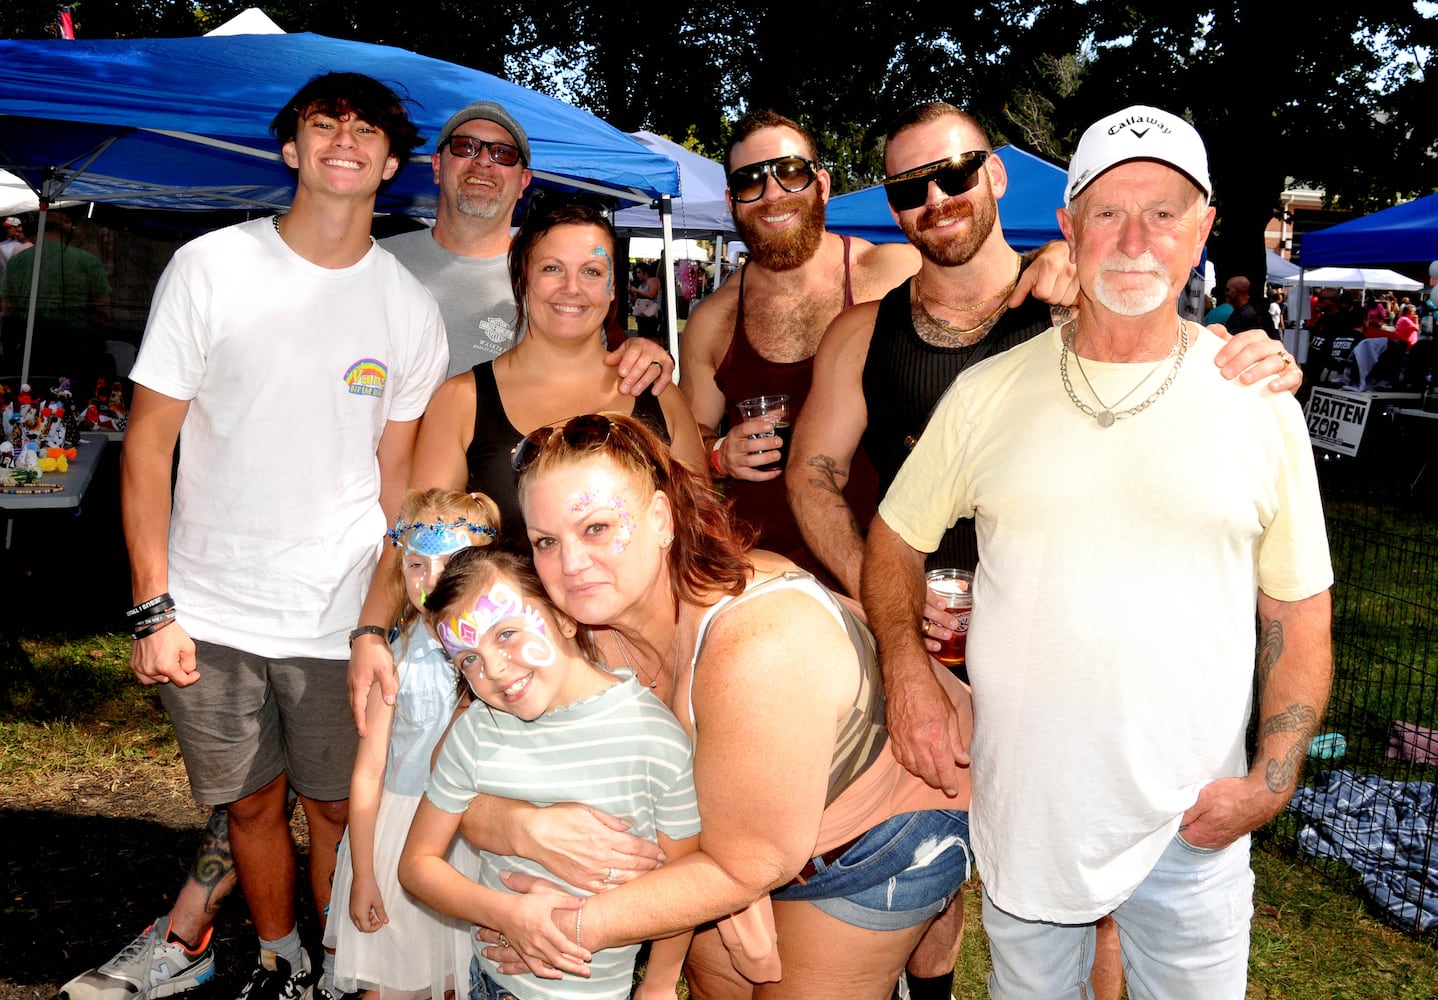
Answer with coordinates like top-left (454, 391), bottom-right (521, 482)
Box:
top-left (648, 360), bottom-right (663, 370)
top-left (497, 933), bottom-right (508, 948)
top-left (921, 619), bottom-right (932, 636)
top-left (604, 866), bottom-right (618, 885)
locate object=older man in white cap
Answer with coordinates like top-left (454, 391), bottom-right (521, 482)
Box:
top-left (862, 105), bottom-right (1333, 997)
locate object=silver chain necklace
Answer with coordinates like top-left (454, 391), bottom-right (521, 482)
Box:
top-left (1059, 321), bottom-right (1188, 428)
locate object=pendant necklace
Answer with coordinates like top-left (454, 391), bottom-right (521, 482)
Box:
top-left (613, 632), bottom-right (670, 690)
top-left (1059, 320), bottom-right (1188, 428)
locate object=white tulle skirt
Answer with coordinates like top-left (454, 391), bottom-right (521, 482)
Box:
top-left (325, 790), bottom-right (474, 1000)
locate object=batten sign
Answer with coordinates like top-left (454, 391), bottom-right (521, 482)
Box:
top-left (1304, 388), bottom-right (1370, 457)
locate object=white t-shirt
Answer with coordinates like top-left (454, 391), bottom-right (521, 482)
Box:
top-left (380, 227), bottom-right (517, 376)
top-left (879, 323), bottom-right (1332, 922)
top-left (131, 218), bottom-right (448, 658)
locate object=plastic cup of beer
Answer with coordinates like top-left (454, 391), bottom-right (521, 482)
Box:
top-left (737, 394), bottom-right (791, 471)
top-left (925, 568), bottom-right (974, 683)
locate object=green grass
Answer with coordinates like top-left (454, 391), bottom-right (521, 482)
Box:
top-left (7, 631), bottom-right (1437, 997)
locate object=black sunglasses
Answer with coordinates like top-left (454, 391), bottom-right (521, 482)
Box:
top-left (727, 155), bottom-right (818, 204)
top-left (445, 135), bottom-right (524, 166)
top-left (883, 151), bottom-right (990, 212)
top-left (511, 414), bottom-right (619, 472)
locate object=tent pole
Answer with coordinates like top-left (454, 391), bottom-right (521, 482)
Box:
top-left (19, 199), bottom-right (50, 387)
top-left (658, 194), bottom-right (679, 377)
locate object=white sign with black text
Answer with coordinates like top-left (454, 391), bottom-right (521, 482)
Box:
top-left (1304, 388), bottom-right (1370, 457)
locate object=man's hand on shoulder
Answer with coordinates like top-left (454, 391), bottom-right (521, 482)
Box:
top-left (1010, 241), bottom-right (1078, 310)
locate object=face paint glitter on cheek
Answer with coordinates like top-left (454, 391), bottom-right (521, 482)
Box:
top-left (564, 490), bottom-right (635, 552)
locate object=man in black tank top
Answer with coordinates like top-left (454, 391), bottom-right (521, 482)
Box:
top-left (790, 103), bottom-right (1071, 602)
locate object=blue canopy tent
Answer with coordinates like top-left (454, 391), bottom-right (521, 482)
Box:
top-left (0, 32), bottom-right (680, 382)
top-left (0, 33), bottom-right (679, 216)
top-left (1299, 193), bottom-right (1438, 268)
top-left (825, 145), bottom-right (1066, 252)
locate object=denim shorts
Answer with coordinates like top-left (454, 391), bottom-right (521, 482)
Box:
top-left (770, 809), bottom-right (971, 931)
top-left (467, 962), bottom-right (521, 1000)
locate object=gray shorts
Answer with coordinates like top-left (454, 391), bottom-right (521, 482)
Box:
top-left (159, 640), bottom-right (358, 805)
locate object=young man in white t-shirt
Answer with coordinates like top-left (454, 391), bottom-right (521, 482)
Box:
top-left (117, 72), bottom-right (447, 1000)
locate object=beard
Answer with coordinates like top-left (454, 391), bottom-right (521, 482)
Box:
top-left (1092, 251), bottom-right (1176, 316)
top-left (734, 191), bottom-right (826, 272)
top-left (898, 184), bottom-right (999, 268)
top-left (454, 178), bottom-right (508, 220)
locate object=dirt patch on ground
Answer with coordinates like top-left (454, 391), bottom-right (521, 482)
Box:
top-left (0, 760), bottom-right (317, 1000)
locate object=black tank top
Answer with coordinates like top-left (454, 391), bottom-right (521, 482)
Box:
top-left (464, 361), bottom-right (670, 540)
top-left (861, 274), bottom-right (1052, 572)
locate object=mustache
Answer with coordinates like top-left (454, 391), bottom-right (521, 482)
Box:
top-left (1097, 252), bottom-right (1167, 276)
top-left (916, 198), bottom-right (974, 231)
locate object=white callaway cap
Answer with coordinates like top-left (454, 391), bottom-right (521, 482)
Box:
top-left (1066, 105), bottom-right (1211, 205)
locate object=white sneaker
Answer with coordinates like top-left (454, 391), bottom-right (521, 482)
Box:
top-left (59, 916), bottom-right (216, 1000)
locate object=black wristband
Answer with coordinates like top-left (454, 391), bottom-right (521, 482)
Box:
top-left (127, 593), bottom-right (174, 619)
top-left (348, 625), bottom-right (388, 649)
top-left (133, 617), bottom-right (176, 641)
top-left (131, 610), bottom-right (176, 632)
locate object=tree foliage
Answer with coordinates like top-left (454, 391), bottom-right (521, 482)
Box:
top-left (3, 2), bottom-right (1435, 275)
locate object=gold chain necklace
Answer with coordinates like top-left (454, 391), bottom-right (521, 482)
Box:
top-left (1059, 320), bottom-right (1188, 428)
top-left (914, 271), bottom-right (1018, 342)
top-left (916, 253), bottom-right (1022, 313)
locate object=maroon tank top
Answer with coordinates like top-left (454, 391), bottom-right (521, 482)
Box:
top-left (712, 236), bottom-right (879, 592)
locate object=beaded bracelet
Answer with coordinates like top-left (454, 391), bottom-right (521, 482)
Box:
top-left (126, 592), bottom-right (175, 619)
top-left (575, 897), bottom-right (585, 948)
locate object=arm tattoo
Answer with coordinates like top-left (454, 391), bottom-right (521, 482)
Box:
top-left (1256, 618), bottom-right (1283, 692)
top-left (1261, 704), bottom-right (1319, 794)
top-left (805, 453), bottom-right (848, 499)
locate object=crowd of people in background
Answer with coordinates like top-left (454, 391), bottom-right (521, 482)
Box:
top-left (38, 71), bottom-right (1337, 1000)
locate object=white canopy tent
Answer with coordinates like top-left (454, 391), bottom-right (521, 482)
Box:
top-left (1266, 249), bottom-right (1301, 282)
top-left (1280, 266), bottom-right (1422, 293)
top-left (628, 237), bottom-right (710, 260)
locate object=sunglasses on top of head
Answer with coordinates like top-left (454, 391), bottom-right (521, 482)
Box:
top-left (882, 150), bottom-right (990, 212)
top-left (727, 155), bottom-right (819, 204)
top-left (445, 135), bottom-right (524, 166)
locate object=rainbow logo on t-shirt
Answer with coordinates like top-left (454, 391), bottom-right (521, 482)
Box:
top-left (344, 358), bottom-right (388, 397)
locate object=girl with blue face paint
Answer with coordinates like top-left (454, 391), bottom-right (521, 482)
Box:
top-left (325, 488), bottom-right (500, 1000)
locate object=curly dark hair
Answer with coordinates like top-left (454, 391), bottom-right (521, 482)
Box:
top-left (269, 72), bottom-right (422, 169)
top-left (516, 412), bottom-right (753, 608)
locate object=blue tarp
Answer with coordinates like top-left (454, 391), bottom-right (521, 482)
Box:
top-left (0, 33), bottom-right (679, 216)
top-left (1300, 193), bottom-right (1438, 268)
top-left (825, 145), bottom-right (1066, 253)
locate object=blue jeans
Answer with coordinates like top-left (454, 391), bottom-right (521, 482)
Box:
top-left (467, 961), bottom-right (522, 1000)
top-left (983, 832), bottom-right (1255, 1000)
top-left (770, 809), bottom-right (971, 931)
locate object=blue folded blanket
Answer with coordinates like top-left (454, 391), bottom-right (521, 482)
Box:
top-left (1286, 769), bottom-right (1438, 934)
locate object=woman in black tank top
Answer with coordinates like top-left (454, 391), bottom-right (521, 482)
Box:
top-left (400, 198), bottom-right (707, 541)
